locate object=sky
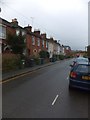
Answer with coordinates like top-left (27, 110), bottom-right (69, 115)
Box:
top-left (0, 0), bottom-right (89, 50)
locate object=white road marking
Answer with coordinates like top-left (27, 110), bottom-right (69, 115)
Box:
top-left (52, 95), bottom-right (59, 106)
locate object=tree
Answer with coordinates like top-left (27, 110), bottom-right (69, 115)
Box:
top-left (39, 50), bottom-right (50, 58)
top-left (7, 31), bottom-right (25, 55)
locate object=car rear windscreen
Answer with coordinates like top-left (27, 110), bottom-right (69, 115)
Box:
top-left (75, 65), bottom-right (90, 73)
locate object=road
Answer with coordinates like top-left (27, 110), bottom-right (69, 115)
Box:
top-left (2, 59), bottom-right (89, 118)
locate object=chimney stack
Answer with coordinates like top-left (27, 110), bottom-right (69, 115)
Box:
top-left (11, 18), bottom-right (18, 27)
top-left (41, 33), bottom-right (46, 39)
top-left (34, 29), bottom-right (40, 35)
top-left (24, 25), bottom-right (32, 32)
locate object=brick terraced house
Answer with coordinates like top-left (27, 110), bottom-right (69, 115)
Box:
top-left (0, 17), bottom-right (71, 58)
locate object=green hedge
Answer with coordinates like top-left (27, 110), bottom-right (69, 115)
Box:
top-left (39, 50), bottom-right (50, 59)
top-left (2, 53), bottom-right (20, 72)
top-left (59, 55), bottom-right (65, 60)
top-left (34, 58), bottom-right (40, 65)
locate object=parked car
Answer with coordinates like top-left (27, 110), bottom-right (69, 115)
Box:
top-left (69, 61), bottom-right (90, 91)
top-left (70, 57), bottom-right (88, 68)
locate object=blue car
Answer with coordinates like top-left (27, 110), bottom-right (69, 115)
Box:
top-left (69, 61), bottom-right (90, 91)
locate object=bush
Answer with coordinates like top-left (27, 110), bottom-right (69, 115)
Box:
top-left (65, 55), bottom-right (73, 59)
top-left (2, 53), bottom-right (20, 72)
top-left (34, 58), bottom-right (40, 65)
top-left (59, 55), bottom-right (65, 60)
top-left (39, 50), bottom-right (50, 59)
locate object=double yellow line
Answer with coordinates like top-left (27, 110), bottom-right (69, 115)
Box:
top-left (0, 70), bottom-right (38, 84)
top-left (0, 63), bottom-right (53, 84)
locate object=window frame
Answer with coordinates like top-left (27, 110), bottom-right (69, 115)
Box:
top-left (46, 41), bottom-right (48, 48)
top-left (37, 38), bottom-right (40, 46)
top-left (42, 39), bottom-right (44, 47)
top-left (0, 24), bottom-right (6, 39)
top-left (32, 36), bottom-right (35, 45)
top-left (16, 29), bottom-right (20, 36)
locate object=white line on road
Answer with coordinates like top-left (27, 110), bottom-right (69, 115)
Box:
top-left (52, 95), bottom-right (59, 106)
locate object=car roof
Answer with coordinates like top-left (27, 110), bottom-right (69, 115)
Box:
top-left (76, 61), bottom-right (90, 65)
top-left (76, 57), bottom-right (88, 60)
top-left (73, 57), bottom-right (89, 62)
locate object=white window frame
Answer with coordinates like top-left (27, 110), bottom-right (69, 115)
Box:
top-left (16, 29), bottom-right (20, 36)
top-left (24, 38), bottom-right (26, 43)
top-left (0, 24), bottom-right (6, 39)
top-left (22, 31), bottom-right (25, 36)
top-left (42, 40), bottom-right (44, 47)
top-left (37, 38), bottom-right (40, 46)
top-left (46, 41), bottom-right (48, 48)
top-left (32, 36), bottom-right (35, 45)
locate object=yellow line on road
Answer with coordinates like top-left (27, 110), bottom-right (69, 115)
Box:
top-left (0, 64), bottom-right (51, 84)
top-left (0, 70), bottom-right (38, 84)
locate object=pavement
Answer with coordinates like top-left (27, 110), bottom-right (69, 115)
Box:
top-left (2, 61), bottom-right (61, 81)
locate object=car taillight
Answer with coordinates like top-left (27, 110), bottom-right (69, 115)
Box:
top-left (70, 72), bottom-right (77, 78)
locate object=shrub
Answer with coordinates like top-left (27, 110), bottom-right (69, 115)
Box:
top-left (7, 33), bottom-right (26, 54)
top-left (39, 50), bottom-right (50, 59)
top-left (34, 58), bottom-right (40, 65)
top-left (59, 55), bottom-right (65, 60)
top-left (2, 53), bottom-right (20, 72)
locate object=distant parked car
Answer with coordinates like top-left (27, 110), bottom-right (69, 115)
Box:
top-left (69, 61), bottom-right (90, 91)
top-left (70, 57), bottom-right (88, 68)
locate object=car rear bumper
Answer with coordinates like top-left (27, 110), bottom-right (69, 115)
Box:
top-left (69, 78), bottom-right (90, 91)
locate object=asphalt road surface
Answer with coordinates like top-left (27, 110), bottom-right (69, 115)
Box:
top-left (2, 59), bottom-right (89, 118)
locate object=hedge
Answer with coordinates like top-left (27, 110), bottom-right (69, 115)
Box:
top-left (2, 53), bottom-right (20, 72)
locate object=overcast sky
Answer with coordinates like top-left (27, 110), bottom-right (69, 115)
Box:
top-left (0, 0), bottom-right (89, 50)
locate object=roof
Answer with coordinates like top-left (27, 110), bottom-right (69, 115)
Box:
top-left (74, 57), bottom-right (89, 62)
top-left (76, 61), bottom-right (90, 65)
